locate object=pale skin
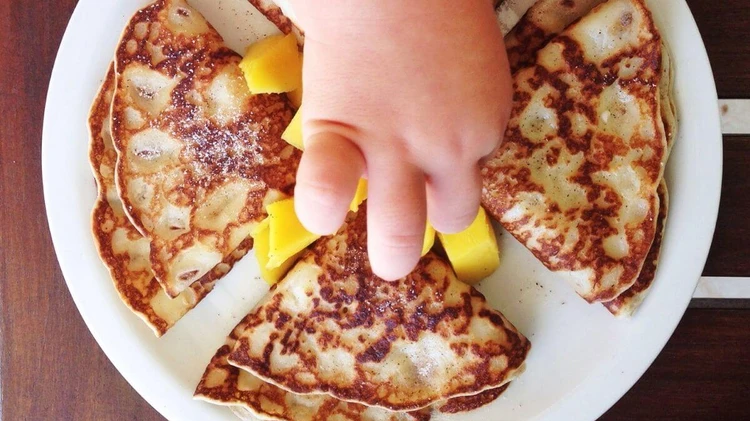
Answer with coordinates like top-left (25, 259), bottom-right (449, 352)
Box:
top-left (290, 0), bottom-right (513, 280)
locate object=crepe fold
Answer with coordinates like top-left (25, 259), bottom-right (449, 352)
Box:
top-left (196, 208), bottom-right (529, 418)
top-left (482, 0), bottom-right (674, 312)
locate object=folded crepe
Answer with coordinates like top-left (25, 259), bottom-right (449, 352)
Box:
top-left (110, 0), bottom-right (301, 297)
top-left (603, 180), bottom-right (668, 316)
top-left (497, 0), bottom-right (676, 315)
top-left (195, 316), bottom-right (509, 421)
top-left (482, 0), bottom-right (669, 304)
top-left (89, 65), bottom-right (253, 336)
top-left (505, 0), bottom-right (607, 73)
top-left (222, 207), bottom-right (529, 412)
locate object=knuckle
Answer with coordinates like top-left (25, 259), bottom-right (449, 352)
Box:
top-left (374, 230), bottom-right (425, 253)
top-left (296, 178), bottom-right (346, 208)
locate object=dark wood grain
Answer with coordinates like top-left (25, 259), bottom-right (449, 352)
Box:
top-left (703, 136), bottom-right (750, 277)
top-left (0, 1), bottom-right (747, 421)
top-left (0, 0), bottom-right (159, 420)
top-left (601, 310), bottom-right (750, 420)
top-left (686, 0), bottom-right (750, 98)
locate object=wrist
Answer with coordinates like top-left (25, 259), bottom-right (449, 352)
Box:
top-left (289, 0), bottom-right (497, 39)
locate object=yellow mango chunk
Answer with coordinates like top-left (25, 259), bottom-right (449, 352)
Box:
top-left (349, 179), bottom-right (368, 212)
top-left (251, 219), bottom-right (301, 285)
top-left (251, 218), bottom-right (270, 238)
top-left (267, 198), bottom-right (320, 269)
top-left (287, 54), bottom-right (303, 108)
top-left (437, 208), bottom-right (500, 285)
top-left (287, 86), bottom-right (303, 109)
top-left (239, 33), bottom-right (301, 94)
top-left (422, 223), bottom-right (435, 256)
top-left (282, 109), bottom-right (303, 150)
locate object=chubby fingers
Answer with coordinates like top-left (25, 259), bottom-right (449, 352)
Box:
top-left (425, 160), bottom-right (483, 234)
top-left (366, 152), bottom-right (427, 281)
top-left (294, 131), bottom-right (365, 235)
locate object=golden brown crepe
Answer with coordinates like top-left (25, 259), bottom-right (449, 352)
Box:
top-left (196, 316), bottom-right (509, 420)
top-left (482, 0), bottom-right (668, 303)
top-left (89, 65), bottom-right (252, 336)
top-left (505, 0), bottom-right (606, 73)
top-left (226, 207), bottom-right (529, 411)
top-left (110, 0), bottom-right (300, 298)
top-left (195, 318), bottom-right (431, 421)
top-left (603, 180), bottom-right (668, 317)
top-left (500, 0), bottom-right (676, 314)
top-left (601, 40), bottom-right (676, 317)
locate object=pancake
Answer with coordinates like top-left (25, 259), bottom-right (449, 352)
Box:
top-left (499, 0), bottom-right (677, 312)
top-left (659, 41), bottom-right (677, 156)
top-left (433, 383), bottom-right (509, 414)
top-left (227, 207), bottom-right (529, 412)
top-left (603, 45), bottom-right (675, 316)
top-left (505, 0), bottom-right (676, 152)
top-left (481, 0), bottom-right (668, 303)
top-left (603, 180), bottom-right (668, 317)
top-left (195, 318), bottom-right (431, 421)
top-left (89, 65), bottom-right (253, 336)
top-left (111, 0), bottom-right (301, 297)
top-left (196, 317), bottom-right (508, 420)
top-left (505, 0), bottom-right (606, 73)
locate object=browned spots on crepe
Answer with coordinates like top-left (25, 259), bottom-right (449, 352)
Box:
top-left (197, 275), bottom-right (514, 419)
top-left (483, 0), bottom-right (668, 303)
top-left (603, 180), bottom-right (669, 317)
top-left (110, 0), bottom-right (300, 297)
top-left (195, 318), bottom-right (432, 421)
top-left (505, 0), bottom-right (606, 73)
top-left (89, 64), bottom-right (252, 336)
top-left (227, 207), bottom-right (529, 411)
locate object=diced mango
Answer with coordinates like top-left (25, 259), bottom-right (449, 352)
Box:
top-left (282, 109), bottom-right (303, 150)
top-left (437, 208), bottom-right (500, 285)
top-left (267, 198), bottom-right (320, 269)
top-left (422, 223), bottom-right (436, 256)
top-left (239, 33), bottom-right (301, 94)
top-left (349, 179), bottom-right (368, 212)
top-left (251, 218), bottom-right (301, 285)
top-left (286, 54), bottom-right (305, 110)
top-left (251, 217), bottom-right (270, 238)
top-left (287, 54), bottom-right (303, 108)
top-left (287, 86), bottom-right (303, 109)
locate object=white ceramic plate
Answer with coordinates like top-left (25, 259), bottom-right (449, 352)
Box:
top-left (42, 0), bottom-right (722, 420)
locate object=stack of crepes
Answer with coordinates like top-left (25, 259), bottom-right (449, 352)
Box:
top-left (89, 1), bottom-right (532, 419)
top-left (195, 208), bottom-right (530, 420)
top-left (482, 0), bottom-right (676, 317)
top-left (88, 0), bottom-right (301, 337)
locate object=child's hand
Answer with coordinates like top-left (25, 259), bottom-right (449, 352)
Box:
top-left (290, 0), bottom-right (512, 280)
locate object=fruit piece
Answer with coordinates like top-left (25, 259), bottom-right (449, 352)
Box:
top-left (287, 55), bottom-right (303, 108)
top-left (437, 208), bottom-right (500, 285)
top-left (349, 179), bottom-right (368, 212)
top-left (239, 33), bottom-right (301, 94)
top-left (251, 218), bottom-right (301, 285)
top-left (282, 109), bottom-right (303, 150)
top-left (287, 86), bottom-right (303, 109)
top-left (251, 217), bottom-right (270, 238)
top-left (267, 198), bottom-right (320, 269)
top-left (422, 223), bottom-right (435, 256)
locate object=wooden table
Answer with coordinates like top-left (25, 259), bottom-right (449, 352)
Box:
top-left (1, 1), bottom-right (748, 419)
